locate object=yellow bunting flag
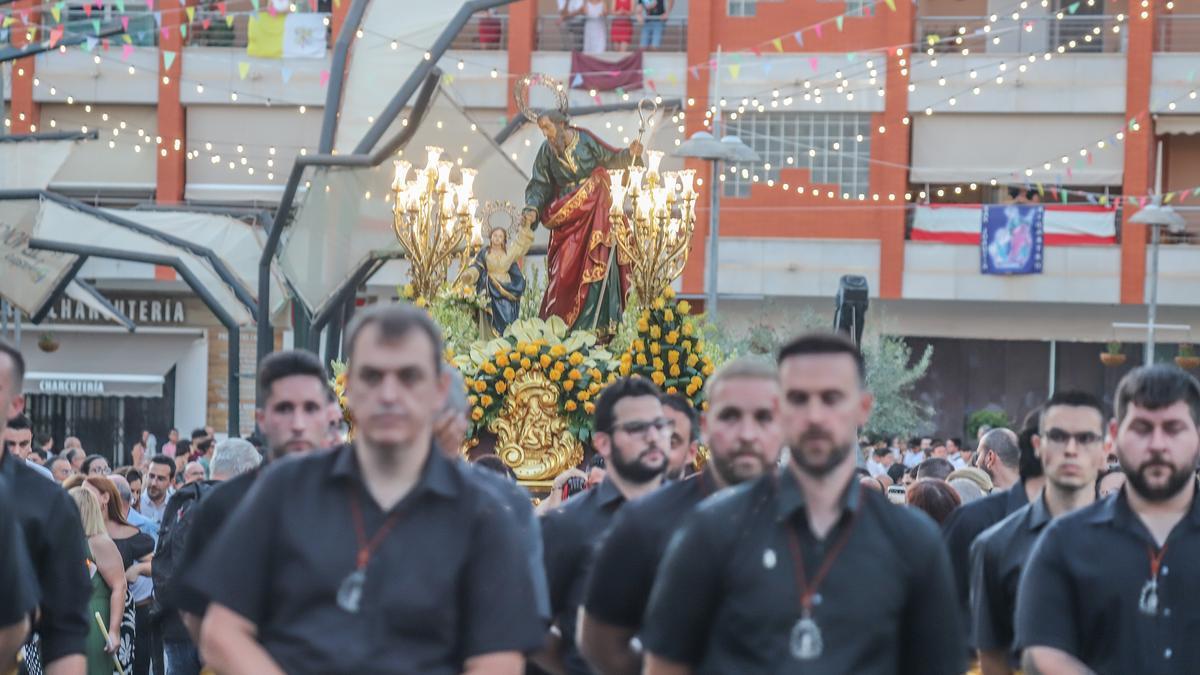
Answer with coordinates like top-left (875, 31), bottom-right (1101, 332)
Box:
top-left (186, 6), bottom-right (195, 22)
top-left (238, 61), bottom-right (251, 79)
top-left (729, 64), bottom-right (741, 79)
top-left (885, 0), bottom-right (896, 10)
top-left (772, 38), bottom-right (783, 52)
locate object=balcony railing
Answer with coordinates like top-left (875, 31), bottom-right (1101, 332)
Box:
top-left (536, 15), bottom-right (686, 52)
top-left (916, 15), bottom-right (1126, 54)
top-left (450, 14), bottom-right (509, 50)
top-left (1157, 15), bottom-right (1200, 52)
top-left (1164, 206), bottom-right (1200, 245)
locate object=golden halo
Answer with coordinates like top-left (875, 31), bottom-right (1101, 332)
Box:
top-left (514, 73), bottom-right (569, 124)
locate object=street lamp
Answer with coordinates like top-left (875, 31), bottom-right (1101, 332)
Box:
top-left (673, 131), bottom-right (759, 319)
top-left (1129, 198), bottom-right (1187, 365)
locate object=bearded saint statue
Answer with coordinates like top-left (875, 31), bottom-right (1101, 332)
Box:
top-left (519, 87), bottom-right (642, 333)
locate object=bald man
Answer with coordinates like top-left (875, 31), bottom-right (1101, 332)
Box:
top-left (183, 461), bottom-right (206, 485)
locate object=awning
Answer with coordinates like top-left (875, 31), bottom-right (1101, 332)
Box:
top-left (1156, 115), bottom-right (1200, 135)
top-left (18, 329), bottom-right (202, 398)
top-left (910, 114), bottom-right (1125, 184)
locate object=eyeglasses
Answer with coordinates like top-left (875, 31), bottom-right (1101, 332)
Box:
top-left (1043, 428), bottom-right (1103, 447)
top-left (612, 417), bottom-right (675, 437)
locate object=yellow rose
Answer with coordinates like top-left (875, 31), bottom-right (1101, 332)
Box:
top-left (686, 384), bottom-right (698, 396)
top-left (632, 339), bottom-right (645, 352)
top-left (565, 400), bottom-right (578, 412)
top-left (640, 310), bottom-right (651, 322)
top-left (651, 371), bottom-right (666, 386)
top-left (667, 350), bottom-right (680, 365)
top-left (550, 369), bottom-right (564, 381)
top-left (682, 340), bottom-right (693, 351)
top-left (550, 345), bottom-right (567, 357)
top-left (523, 344), bottom-right (539, 357)
top-left (650, 343), bottom-right (662, 356)
top-left (669, 364), bottom-right (681, 377)
top-left (636, 353), bottom-right (648, 366)
top-left (588, 382), bottom-right (601, 394)
top-left (666, 386), bottom-right (678, 395)
top-left (590, 368), bottom-right (601, 379)
top-left (553, 360), bottom-right (566, 372)
top-left (687, 354), bottom-right (699, 367)
top-left (636, 318), bottom-right (650, 333)
top-left (666, 331), bottom-right (679, 345)
top-left (681, 322), bottom-right (694, 337)
top-left (577, 390), bottom-right (590, 402)
top-left (401, 283), bottom-right (415, 299)
top-left (690, 375), bottom-right (703, 388)
top-left (620, 352), bottom-right (633, 364)
top-left (653, 297), bottom-right (666, 310)
top-left (414, 297), bottom-right (428, 308)
top-left (607, 373), bottom-right (617, 383)
top-left (495, 381), bottom-right (507, 394)
top-left (539, 354), bottom-right (552, 369)
top-left (503, 367), bottom-right (516, 381)
top-left (619, 362), bottom-right (631, 376)
top-left (650, 325), bottom-right (662, 340)
top-left (664, 309), bottom-right (675, 323)
top-left (521, 358), bottom-right (532, 370)
top-left (703, 362), bottom-right (715, 376)
top-left (482, 362), bottom-right (497, 375)
top-left (563, 379), bottom-right (575, 391)
top-left (653, 358), bottom-right (664, 371)
top-left (445, 348), bottom-right (455, 360)
top-left (663, 287), bottom-right (675, 299)
top-left (678, 300), bottom-right (691, 315)
top-left (509, 351), bottom-right (520, 362)
top-left (696, 340), bottom-right (706, 352)
top-left (495, 352), bottom-right (510, 367)
top-left (468, 395), bottom-right (478, 405)
top-left (480, 395), bottom-right (493, 407)
top-left (569, 352), bottom-right (585, 366)
top-left (584, 402), bottom-right (596, 414)
top-left (471, 407), bottom-right (484, 421)
top-left (474, 380), bottom-right (486, 393)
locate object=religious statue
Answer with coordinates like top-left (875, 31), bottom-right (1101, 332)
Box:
top-left (516, 75), bottom-right (642, 334)
top-left (457, 218), bottom-right (534, 337)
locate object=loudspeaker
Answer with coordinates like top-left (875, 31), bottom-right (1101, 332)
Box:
top-left (834, 275), bottom-right (869, 346)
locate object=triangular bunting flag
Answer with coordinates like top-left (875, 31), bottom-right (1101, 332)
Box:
top-left (92, 19), bottom-right (101, 34)
top-left (225, 15), bottom-right (234, 28)
top-left (444, 74), bottom-right (454, 85)
top-left (571, 72), bottom-right (583, 87)
top-left (761, 61), bottom-right (772, 76)
top-left (115, 0), bottom-right (125, 11)
top-left (51, 6), bottom-right (61, 22)
top-left (83, 3), bottom-right (92, 17)
top-left (1, 17), bottom-right (13, 29)
top-left (814, 23), bottom-right (823, 38)
top-left (688, 66), bottom-right (699, 79)
top-left (808, 56), bottom-right (819, 71)
top-left (1165, 192), bottom-right (1175, 203)
top-left (647, 79), bottom-right (656, 92)
top-left (1085, 193), bottom-right (1098, 204)
top-left (180, 23), bottom-right (187, 38)
top-left (49, 24), bottom-right (64, 47)
top-left (1193, 187), bottom-right (1200, 196)
top-left (1061, 190), bottom-right (1068, 204)
top-left (121, 42), bottom-right (133, 60)
top-left (793, 30), bottom-right (804, 46)
top-left (217, 1), bottom-right (226, 14)
top-left (1099, 195), bottom-right (1109, 206)
top-left (885, 0), bottom-right (896, 10)
top-left (750, 46), bottom-right (762, 57)
top-left (847, 52), bottom-right (857, 63)
top-left (202, 18), bottom-right (210, 29)
top-left (280, 66), bottom-right (293, 84)
top-left (252, 0), bottom-right (260, 10)
top-left (186, 6), bottom-right (195, 22)
top-left (309, 0), bottom-right (317, 10)
top-left (835, 16), bottom-right (844, 31)
top-left (772, 38), bottom-right (783, 52)
top-left (615, 86), bottom-right (626, 96)
top-left (1067, 1), bottom-right (1080, 13)
top-left (153, 11), bottom-right (162, 27)
top-left (122, 34), bottom-right (131, 44)
top-left (1036, 183), bottom-right (1044, 197)
top-left (163, 49), bottom-right (175, 71)
top-left (319, 69), bottom-right (330, 86)
top-left (146, 0), bottom-right (154, 8)
top-left (238, 61), bottom-right (250, 79)
top-left (728, 64), bottom-right (740, 79)
top-left (85, 36), bottom-right (98, 51)
top-left (666, 73), bottom-right (678, 85)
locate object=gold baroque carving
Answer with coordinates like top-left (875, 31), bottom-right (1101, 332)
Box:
top-left (489, 370), bottom-right (583, 481)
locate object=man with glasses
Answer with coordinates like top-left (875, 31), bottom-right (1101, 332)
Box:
top-left (969, 391), bottom-right (1107, 675)
top-left (660, 393), bottom-right (699, 481)
top-left (534, 376), bottom-right (669, 675)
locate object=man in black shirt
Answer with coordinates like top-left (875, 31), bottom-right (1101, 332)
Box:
top-left (660, 393), bottom-right (699, 480)
top-left (195, 304), bottom-right (542, 674)
top-left (534, 376), bottom-right (669, 675)
top-left (969, 391), bottom-right (1107, 675)
top-left (0, 477), bottom-right (38, 669)
top-left (642, 332), bottom-right (964, 675)
top-left (175, 349), bottom-right (332, 642)
top-left (578, 358), bottom-right (783, 675)
top-left (0, 338), bottom-right (91, 674)
top-left (1016, 365), bottom-right (1200, 675)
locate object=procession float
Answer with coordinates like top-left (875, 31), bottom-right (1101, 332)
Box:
top-left (334, 74), bottom-right (719, 490)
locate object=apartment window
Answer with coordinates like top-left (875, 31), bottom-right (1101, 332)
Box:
top-left (722, 111), bottom-right (873, 199)
top-left (65, 4), bottom-right (157, 46)
top-left (817, 0), bottom-right (870, 18)
top-left (728, 0), bottom-right (756, 17)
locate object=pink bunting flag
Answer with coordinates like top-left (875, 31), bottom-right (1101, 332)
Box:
top-left (319, 69), bottom-right (330, 86)
top-left (808, 57), bottom-right (819, 71)
top-left (216, 1), bottom-right (226, 14)
top-left (814, 23), bottom-right (822, 38)
top-left (750, 46), bottom-right (761, 57)
top-left (146, 0), bottom-right (154, 8)
top-left (122, 43), bottom-right (133, 60)
top-left (49, 24), bottom-right (64, 47)
top-left (83, 3), bottom-right (92, 17)
top-left (688, 66), bottom-right (699, 79)
top-left (121, 16), bottom-right (129, 31)
top-left (161, 27), bottom-right (168, 40)
top-left (202, 18), bottom-right (210, 29)
top-left (647, 79), bottom-right (656, 91)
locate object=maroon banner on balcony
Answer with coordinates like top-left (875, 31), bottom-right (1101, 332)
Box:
top-left (569, 51), bottom-right (643, 92)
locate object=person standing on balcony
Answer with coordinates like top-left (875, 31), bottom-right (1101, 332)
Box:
top-left (558, 0), bottom-right (587, 51)
top-left (583, 0), bottom-right (608, 53)
top-left (610, 0), bottom-right (633, 51)
top-left (637, 0), bottom-right (672, 50)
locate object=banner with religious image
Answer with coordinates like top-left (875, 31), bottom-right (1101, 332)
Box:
top-left (980, 204), bottom-right (1044, 275)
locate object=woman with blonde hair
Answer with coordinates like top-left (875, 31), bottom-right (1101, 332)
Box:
top-left (69, 487), bottom-right (128, 674)
top-left (84, 477), bottom-right (150, 671)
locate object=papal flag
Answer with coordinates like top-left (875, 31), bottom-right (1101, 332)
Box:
top-left (247, 12), bottom-right (327, 59)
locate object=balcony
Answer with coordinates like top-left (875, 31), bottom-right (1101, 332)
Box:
top-left (915, 15), bottom-right (1126, 54)
top-left (1157, 14), bottom-right (1200, 51)
top-left (536, 15), bottom-right (686, 51)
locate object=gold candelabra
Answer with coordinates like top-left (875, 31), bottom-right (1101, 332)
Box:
top-left (391, 146), bottom-right (481, 302)
top-left (608, 150), bottom-right (698, 305)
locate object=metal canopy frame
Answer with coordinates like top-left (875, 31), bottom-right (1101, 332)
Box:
top-left (493, 98), bottom-right (684, 145)
top-left (27, 238), bottom-right (242, 436)
top-left (70, 278), bottom-right (136, 331)
top-left (256, 0), bottom-right (521, 374)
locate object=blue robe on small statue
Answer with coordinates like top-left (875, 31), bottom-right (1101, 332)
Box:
top-left (462, 226), bottom-right (534, 337)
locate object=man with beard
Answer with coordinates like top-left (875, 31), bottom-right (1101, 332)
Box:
top-left (970, 392), bottom-right (1107, 675)
top-left (175, 350), bottom-right (333, 644)
top-left (534, 376), bottom-right (669, 675)
top-left (196, 305), bottom-right (541, 674)
top-left (641, 332), bottom-right (963, 674)
top-left (578, 359), bottom-right (783, 675)
top-left (1016, 366), bottom-right (1200, 674)
top-left (660, 393), bottom-right (699, 481)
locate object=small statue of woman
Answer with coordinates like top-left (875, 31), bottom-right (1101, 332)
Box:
top-left (459, 225), bottom-right (535, 337)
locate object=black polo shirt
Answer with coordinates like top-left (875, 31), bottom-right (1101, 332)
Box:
top-left (942, 482), bottom-right (1029, 622)
top-left (0, 477), bottom-right (38, 626)
top-left (540, 477), bottom-right (628, 675)
top-left (968, 492), bottom-right (1051, 662)
top-left (0, 451), bottom-right (90, 663)
top-left (583, 471), bottom-right (715, 629)
top-left (1015, 484), bottom-right (1200, 674)
top-left (192, 444), bottom-right (544, 674)
top-left (175, 467), bottom-right (260, 616)
top-left (641, 466), bottom-right (965, 674)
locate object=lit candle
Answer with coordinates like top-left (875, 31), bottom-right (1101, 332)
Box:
top-left (679, 169), bottom-right (696, 197)
top-left (459, 168), bottom-right (477, 197)
top-left (425, 146), bottom-right (443, 171)
top-left (392, 160), bottom-right (411, 191)
top-left (662, 171), bottom-right (677, 197)
top-left (610, 181), bottom-right (627, 216)
top-left (628, 166), bottom-right (645, 196)
top-left (646, 150), bottom-right (664, 177)
top-left (436, 161), bottom-right (453, 191)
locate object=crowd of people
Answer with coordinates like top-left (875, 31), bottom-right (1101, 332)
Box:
top-left (556, 0), bottom-right (674, 53)
top-left (2, 301), bottom-right (1199, 675)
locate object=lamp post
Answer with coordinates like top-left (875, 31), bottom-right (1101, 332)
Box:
top-left (390, 146), bottom-right (481, 302)
top-left (1129, 199), bottom-right (1187, 365)
top-left (672, 132), bottom-right (758, 319)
